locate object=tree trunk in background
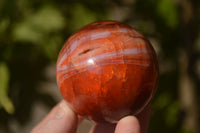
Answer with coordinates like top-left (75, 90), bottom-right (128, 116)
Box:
top-left (179, 51), bottom-right (199, 132)
top-left (178, 0), bottom-right (199, 131)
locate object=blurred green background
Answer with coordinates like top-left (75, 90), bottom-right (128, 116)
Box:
top-left (0, 0), bottom-right (200, 132)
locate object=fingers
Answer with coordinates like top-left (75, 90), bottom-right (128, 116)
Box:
top-left (31, 101), bottom-right (151, 133)
top-left (31, 100), bottom-right (78, 133)
top-left (115, 116), bottom-right (140, 133)
top-left (116, 104), bottom-right (152, 133)
top-left (89, 117), bottom-right (140, 133)
top-left (90, 105), bottom-right (151, 133)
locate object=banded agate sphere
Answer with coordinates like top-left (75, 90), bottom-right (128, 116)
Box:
top-left (56, 21), bottom-right (159, 123)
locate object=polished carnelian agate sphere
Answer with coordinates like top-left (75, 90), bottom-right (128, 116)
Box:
top-left (56, 21), bottom-right (159, 123)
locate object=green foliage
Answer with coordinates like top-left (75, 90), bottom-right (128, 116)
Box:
top-left (165, 101), bottom-right (179, 127)
top-left (156, 0), bottom-right (178, 28)
top-left (13, 5), bottom-right (66, 43)
top-left (0, 62), bottom-right (14, 114)
top-left (0, 19), bottom-right (10, 34)
top-left (12, 5), bottom-right (66, 61)
top-left (68, 3), bottom-right (98, 32)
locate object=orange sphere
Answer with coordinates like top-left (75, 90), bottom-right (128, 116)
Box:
top-left (56, 21), bottom-right (159, 123)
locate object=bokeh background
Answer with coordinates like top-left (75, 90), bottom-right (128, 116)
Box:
top-left (0, 0), bottom-right (200, 132)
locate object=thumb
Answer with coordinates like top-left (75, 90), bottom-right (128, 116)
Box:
top-left (31, 100), bottom-right (78, 133)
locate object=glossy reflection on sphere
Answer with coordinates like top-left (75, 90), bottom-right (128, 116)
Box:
top-left (56, 21), bottom-right (159, 123)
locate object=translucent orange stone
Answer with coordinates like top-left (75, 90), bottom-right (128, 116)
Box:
top-left (56, 21), bottom-right (159, 123)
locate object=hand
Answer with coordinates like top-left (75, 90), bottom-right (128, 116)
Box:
top-left (31, 100), bottom-right (151, 133)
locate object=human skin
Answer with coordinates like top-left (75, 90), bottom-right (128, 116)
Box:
top-left (31, 100), bottom-right (151, 133)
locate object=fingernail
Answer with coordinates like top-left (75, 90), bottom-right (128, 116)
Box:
top-left (116, 116), bottom-right (141, 133)
top-left (54, 105), bottom-right (65, 119)
top-left (54, 101), bottom-right (70, 119)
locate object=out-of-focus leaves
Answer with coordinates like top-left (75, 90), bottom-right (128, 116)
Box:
top-left (156, 0), bottom-right (178, 28)
top-left (152, 91), bottom-right (179, 128)
top-left (69, 3), bottom-right (98, 32)
top-left (41, 35), bottom-right (63, 61)
top-left (154, 93), bottom-right (171, 109)
top-left (0, 62), bottom-right (14, 114)
top-left (12, 5), bottom-right (66, 61)
top-left (12, 21), bottom-right (43, 43)
top-left (0, 19), bottom-right (10, 35)
top-left (165, 101), bottom-right (179, 127)
top-left (12, 6), bottom-right (65, 43)
top-left (31, 6), bottom-right (66, 32)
